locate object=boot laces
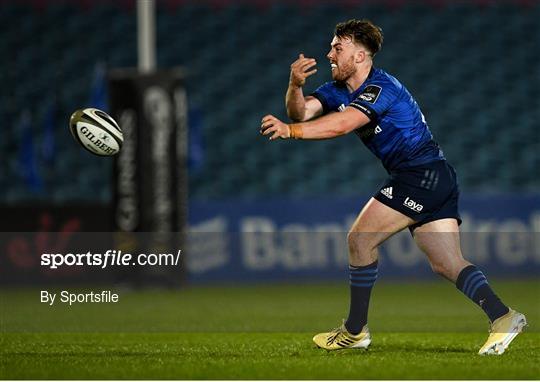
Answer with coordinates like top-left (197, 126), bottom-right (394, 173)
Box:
top-left (327, 323), bottom-right (348, 345)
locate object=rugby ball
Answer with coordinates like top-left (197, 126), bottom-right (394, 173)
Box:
top-left (69, 108), bottom-right (123, 156)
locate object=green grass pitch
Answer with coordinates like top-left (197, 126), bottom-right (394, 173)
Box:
top-left (1, 279), bottom-right (539, 379)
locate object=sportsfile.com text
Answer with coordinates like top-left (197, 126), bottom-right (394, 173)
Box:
top-left (40, 250), bottom-right (182, 269)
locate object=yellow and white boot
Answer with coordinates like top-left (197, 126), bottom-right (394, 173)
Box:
top-left (313, 321), bottom-right (371, 350)
top-left (478, 309), bottom-right (527, 355)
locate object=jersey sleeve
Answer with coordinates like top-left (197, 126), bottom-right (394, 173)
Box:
top-left (310, 82), bottom-right (336, 115)
top-left (349, 81), bottom-right (399, 120)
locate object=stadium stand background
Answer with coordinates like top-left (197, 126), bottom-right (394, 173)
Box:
top-left (2, 0), bottom-right (539, 204)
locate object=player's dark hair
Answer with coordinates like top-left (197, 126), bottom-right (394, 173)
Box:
top-left (335, 19), bottom-right (383, 57)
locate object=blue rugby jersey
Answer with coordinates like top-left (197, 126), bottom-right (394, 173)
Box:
top-left (311, 67), bottom-right (444, 171)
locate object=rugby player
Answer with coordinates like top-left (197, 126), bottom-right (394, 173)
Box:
top-left (260, 19), bottom-right (526, 355)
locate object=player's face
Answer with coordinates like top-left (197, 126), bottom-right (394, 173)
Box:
top-left (327, 36), bottom-right (357, 82)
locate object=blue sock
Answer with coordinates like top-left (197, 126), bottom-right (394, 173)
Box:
top-left (455, 265), bottom-right (509, 322)
top-left (345, 261), bottom-right (378, 335)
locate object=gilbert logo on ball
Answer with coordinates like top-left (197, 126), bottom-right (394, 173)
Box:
top-left (69, 108), bottom-right (123, 156)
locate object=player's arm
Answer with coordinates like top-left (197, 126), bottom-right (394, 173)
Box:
top-left (286, 54), bottom-right (323, 122)
top-left (261, 106), bottom-right (370, 140)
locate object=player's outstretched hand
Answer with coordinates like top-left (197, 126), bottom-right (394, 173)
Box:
top-left (289, 53), bottom-right (317, 88)
top-left (260, 115), bottom-right (290, 141)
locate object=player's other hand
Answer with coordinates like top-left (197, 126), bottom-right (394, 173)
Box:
top-left (289, 53), bottom-right (317, 88)
top-left (260, 115), bottom-right (290, 141)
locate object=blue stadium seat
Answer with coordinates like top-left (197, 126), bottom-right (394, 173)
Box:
top-left (1, 1), bottom-right (538, 203)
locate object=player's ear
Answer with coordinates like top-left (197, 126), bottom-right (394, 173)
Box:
top-left (354, 49), bottom-right (366, 63)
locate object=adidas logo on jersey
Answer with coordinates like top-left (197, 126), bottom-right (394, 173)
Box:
top-left (380, 187), bottom-right (393, 199)
top-left (403, 197), bottom-right (423, 212)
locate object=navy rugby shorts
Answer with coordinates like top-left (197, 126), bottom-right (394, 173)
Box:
top-left (373, 160), bottom-right (461, 231)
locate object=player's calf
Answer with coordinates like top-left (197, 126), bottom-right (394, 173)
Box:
top-left (455, 265), bottom-right (509, 323)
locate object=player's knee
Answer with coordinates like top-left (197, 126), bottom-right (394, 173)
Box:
top-left (347, 230), bottom-right (362, 252)
top-left (430, 262), bottom-right (447, 277)
top-left (430, 258), bottom-right (471, 281)
top-left (347, 231), bottom-right (373, 262)
top-left (430, 261), bottom-right (459, 280)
